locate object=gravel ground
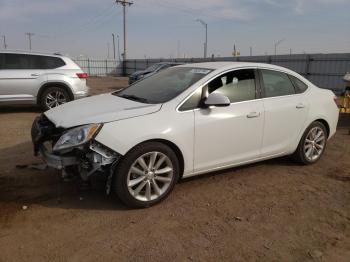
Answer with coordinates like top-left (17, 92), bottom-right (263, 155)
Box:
top-left (0, 77), bottom-right (349, 262)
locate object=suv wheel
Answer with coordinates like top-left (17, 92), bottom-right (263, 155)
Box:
top-left (40, 86), bottom-right (71, 111)
top-left (114, 142), bottom-right (179, 208)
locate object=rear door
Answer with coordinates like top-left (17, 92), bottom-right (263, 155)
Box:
top-left (259, 69), bottom-right (309, 157)
top-left (0, 53), bottom-right (46, 103)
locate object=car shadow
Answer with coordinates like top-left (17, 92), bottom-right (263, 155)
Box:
top-left (1, 126), bottom-right (349, 212)
top-left (0, 140), bottom-right (301, 212)
top-left (0, 105), bottom-right (42, 113)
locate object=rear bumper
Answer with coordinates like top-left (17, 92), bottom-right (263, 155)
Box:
top-left (73, 87), bottom-right (90, 99)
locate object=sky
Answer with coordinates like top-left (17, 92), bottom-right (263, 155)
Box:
top-left (0, 0), bottom-right (349, 59)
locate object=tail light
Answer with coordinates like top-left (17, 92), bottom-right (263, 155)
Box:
top-left (333, 96), bottom-right (340, 107)
top-left (76, 73), bottom-right (88, 79)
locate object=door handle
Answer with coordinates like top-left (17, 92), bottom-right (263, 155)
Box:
top-left (296, 103), bottom-right (305, 109)
top-left (246, 112), bottom-right (260, 118)
top-left (31, 73), bottom-right (40, 77)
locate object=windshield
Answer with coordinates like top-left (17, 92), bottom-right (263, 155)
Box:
top-left (115, 67), bottom-right (212, 104)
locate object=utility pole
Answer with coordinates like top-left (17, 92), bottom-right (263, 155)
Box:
top-left (274, 38), bottom-right (285, 56)
top-left (25, 32), bottom-right (34, 50)
top-left (1, 35), bottom-right (7, 49)
top-left (196, 19), bottom-right (207, 58)
top-left (112, 33), bottom-right (116, 60)
top-left (115, 0), bottom-right (133, 61)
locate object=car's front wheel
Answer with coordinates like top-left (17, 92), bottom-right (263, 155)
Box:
top-left (293, 121), bottom-right (328, 164)
top-left (113, 142), bottom-right (179, 208)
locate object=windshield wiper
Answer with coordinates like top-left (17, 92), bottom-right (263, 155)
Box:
top-left (118, 94), bottom-right (149, 103)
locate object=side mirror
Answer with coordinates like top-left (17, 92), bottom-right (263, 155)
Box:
top-left (203, 93), bottom-right (231, 107)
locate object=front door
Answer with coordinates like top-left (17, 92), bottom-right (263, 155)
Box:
top-left (0, 53), bottom-right (45, 103)
top-left (193, 69), bottom-right (264, 173)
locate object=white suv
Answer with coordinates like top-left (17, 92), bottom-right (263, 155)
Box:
top-left (0, 51), bottom-right (89, 110)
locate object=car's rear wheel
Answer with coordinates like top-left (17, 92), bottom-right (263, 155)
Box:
top-left (40, 86), bottom-right (71, 111)
top-left (293, 121), bottom-right (327, 165)
top-left (113, 142), bottom-right (179, 208)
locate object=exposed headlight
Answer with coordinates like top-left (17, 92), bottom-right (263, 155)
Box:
top-left (53, 123), bottom-right (102, 152)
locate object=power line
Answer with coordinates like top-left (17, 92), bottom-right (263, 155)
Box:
top-left (115, 0), bottom-right (133, 62)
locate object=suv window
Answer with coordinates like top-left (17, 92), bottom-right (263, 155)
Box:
top-left (289, 75), bottom-right (308, 93)
top-left (3, 54), bottom-right (31, 69)
top-left (0, 54), bottom-right (4, 69)
top-left (209, 69), bottom-right (256, 103)
top-left (261, 69), bottom-right (296, 97)
top-left (1, 53), bottom-right (65, 70)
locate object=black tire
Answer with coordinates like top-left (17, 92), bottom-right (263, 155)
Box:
top-left (40, 86), bottom-right (71, 111)
top-left (113, 142), bottom-right (180, 208)
top-left (292, 121), bottom-right (328, 165)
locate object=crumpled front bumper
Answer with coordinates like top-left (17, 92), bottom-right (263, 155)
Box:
top-left (37, 145), bottom-right (78, 169)
top-left (31, 115), bottom-right (78, 170)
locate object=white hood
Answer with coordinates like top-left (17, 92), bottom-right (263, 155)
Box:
top-left (44, 93), bottom-right (162, 128)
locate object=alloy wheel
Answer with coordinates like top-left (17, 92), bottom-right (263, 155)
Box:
top-left (303, 126), bottom-right (326, 162)
top-left (45, 91), bottom-right (67, 109)
top-left (127, 151), bottom-right (174, 202)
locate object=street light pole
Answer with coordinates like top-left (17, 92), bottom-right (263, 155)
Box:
top-left (117, 35), bottom-right (121, 62)
top-left (25, 32), bottom-right (34, 50)
top-left (112, 33), bottom-right (116, 60)
top-left (274, 39), bottom-right (285, 56)
top-left (116, 0), bottom-right (133, 61)
top-left (196, 19), bottom-right (207, 58)
top-left (1, 35), bottom-right (7, 49)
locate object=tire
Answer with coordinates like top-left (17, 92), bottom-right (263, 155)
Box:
top-left (40, 86), bottom-right (71, 111)
top-left (292, 121), bottom-right (328, 165)
top-left (113, 142), bottom-right (180, 208)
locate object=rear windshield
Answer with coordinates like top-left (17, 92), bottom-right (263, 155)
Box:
top-left (114, 67), bottom-right (212, 104)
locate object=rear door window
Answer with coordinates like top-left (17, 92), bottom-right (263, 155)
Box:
top-left (289, 75), bottom-right (308, 93)
top-left (260, 69), bottom-right (296, 98)
top-left (29, 55), bottom-right (65, 69)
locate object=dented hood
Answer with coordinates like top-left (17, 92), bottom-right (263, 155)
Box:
top-left (44, 93), bottom-right (161, 128)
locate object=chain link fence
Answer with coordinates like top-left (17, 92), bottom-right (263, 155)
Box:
top-left (124, 53), bottom-right (350, 94)
top-left (73, 59), bottom-right (122, 77)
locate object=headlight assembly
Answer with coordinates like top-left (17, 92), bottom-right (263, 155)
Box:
top-left (53, 123), bottom-right (102, 152)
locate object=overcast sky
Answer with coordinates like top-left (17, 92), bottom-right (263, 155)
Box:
top-left (0, 0), bottom-right (349, 59)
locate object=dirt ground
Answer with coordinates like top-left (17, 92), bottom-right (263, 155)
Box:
top-left (0, 77), bottom-right (349, 262)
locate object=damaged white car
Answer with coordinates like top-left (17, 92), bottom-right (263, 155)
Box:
top-left (32, 62), bottom-right (339, 208)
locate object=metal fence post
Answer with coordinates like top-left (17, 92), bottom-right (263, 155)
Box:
top-left (87, 59), bottom-right (91, 76)
top-left (105, 59), bottom-right (108, 76)
top-left (134, 60), bottom-right (137, 72)
top-left (122, 60), bottom-right (126, 76)
top-left (305, 55), bottom-right (311, 80)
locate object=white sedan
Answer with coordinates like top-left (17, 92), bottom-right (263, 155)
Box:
top-left (31, 62), bottom-right (339, 208)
